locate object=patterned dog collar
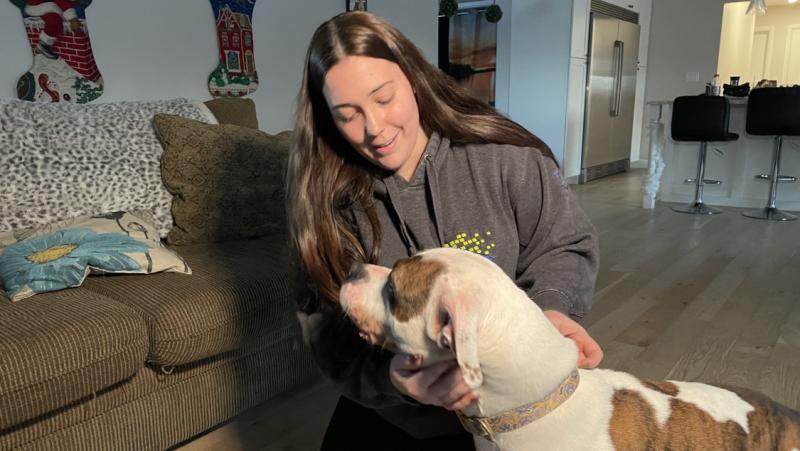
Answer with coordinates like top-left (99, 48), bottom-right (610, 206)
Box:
top-left (456, 369), bottom-right (580, 442)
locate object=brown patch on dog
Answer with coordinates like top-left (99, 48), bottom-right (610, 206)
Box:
top-left (462, 363), bottom-right (481, 382)
top-left (713, 384), bottom-right (800, 450)
top-left (609, 386), bottom-right (800, 450)
top-left (641, 380), bottom-right (680, 397)
top-left (389, 256), bottom-right (445, 322)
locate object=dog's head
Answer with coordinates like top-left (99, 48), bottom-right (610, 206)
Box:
top-left (340, 248), bottom-right (517, 389)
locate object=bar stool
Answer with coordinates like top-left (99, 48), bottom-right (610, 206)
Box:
top-left (671, 96), bottom-right (739, 214)
top-left (743, 86), bottom-right (800, 221)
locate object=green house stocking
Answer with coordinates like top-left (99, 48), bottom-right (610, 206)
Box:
top-left (208, 0), bottom-right (259, 98)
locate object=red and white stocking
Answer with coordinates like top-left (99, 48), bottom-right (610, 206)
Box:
top-left (11, 0), bottom-right (104, 103)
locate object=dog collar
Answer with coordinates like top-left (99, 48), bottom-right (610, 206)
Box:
top-left (456, 369), bottom-right (580, 442)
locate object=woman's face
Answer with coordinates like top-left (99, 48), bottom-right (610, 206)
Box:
top-left (323, 55), bottom-right (429, 181)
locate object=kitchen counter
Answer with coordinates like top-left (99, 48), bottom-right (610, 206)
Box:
top-left (641, 97), bottom-right (800, 211)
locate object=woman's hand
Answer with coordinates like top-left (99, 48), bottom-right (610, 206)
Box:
top-left (390, 354), bottom-right (478, 411)
top-left (543, 310), bottom-right (603, 369)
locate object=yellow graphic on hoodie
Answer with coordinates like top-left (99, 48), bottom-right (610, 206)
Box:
top-left (443, 232), bottom-right (496, 261)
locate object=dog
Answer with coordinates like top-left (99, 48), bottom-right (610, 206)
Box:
top-left (339, 247), bottom-right (800, 451)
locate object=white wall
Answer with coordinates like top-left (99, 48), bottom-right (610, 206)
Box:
top-left (638, 0), bottom-right (739, 163)
top-left (717, 2), bottom-right (755, 85)
top-left (507, 0), bottom-right (573, 165)
top-left (0, 0), bottom-right (437, 134)
top-left (754, 3), bottom-right (800, 84)
top-left (644, 0), bottom-right (732, 105)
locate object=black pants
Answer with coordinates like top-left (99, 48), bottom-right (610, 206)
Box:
top-left (320, 396), bottom-right (476, 451)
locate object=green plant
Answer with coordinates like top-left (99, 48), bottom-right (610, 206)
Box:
top-left (439, 0), bottom-right (458, 18)
top-left (485, 4), bottom-right (503, 23)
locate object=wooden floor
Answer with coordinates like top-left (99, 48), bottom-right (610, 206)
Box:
top-left (176, 169), bottom-right (800, 451)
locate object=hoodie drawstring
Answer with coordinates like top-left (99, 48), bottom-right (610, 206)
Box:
top-left (425, 154), bottom-right (447, 247)
top-left (383, 175), bottom-right (416, 255)
top-left (382, 143), bottom-right (447, 256)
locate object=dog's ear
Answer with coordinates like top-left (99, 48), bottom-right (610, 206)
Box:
top-left (438, 288), bottom-right (484, 389)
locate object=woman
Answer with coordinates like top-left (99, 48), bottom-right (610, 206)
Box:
top-left (289, 11), bottom-right (602, 451)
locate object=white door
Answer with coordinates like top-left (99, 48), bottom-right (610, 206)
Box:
top-left (783, 25), bottom-right (800, 85)
top-left (749, 28), bottom-right (772, 82)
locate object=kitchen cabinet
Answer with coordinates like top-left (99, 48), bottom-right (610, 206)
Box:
top-left (565, 57), bottom-right (588, 180)
top-left (637, 0), bottom-right (651, 66)
top-left (571, 0), bottom-right (591, 58)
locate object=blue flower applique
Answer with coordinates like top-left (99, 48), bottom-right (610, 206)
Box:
top-left (0, 228), bottom-right (152, 299)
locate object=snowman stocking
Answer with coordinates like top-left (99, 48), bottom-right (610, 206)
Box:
top-left (208, 0), bottom-right (259, 98)
top-left (10, 0), bottom-right (104, 103)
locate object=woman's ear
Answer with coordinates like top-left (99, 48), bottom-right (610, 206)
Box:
top-left (438, 289), bottom-right (484, 389)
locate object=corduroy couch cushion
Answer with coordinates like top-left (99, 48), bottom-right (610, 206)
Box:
top-left (79, 234), bottom-right (298, 366)
top-left (0, 288), bottom-right (149, 430)
top-left (0, 323), bottom-right (314, 451)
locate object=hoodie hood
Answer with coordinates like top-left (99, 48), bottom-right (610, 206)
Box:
top-left (376, 132), bottom-right (447, 254)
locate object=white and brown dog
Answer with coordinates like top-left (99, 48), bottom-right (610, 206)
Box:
top-left (340, 248), bottom-right (800, 451)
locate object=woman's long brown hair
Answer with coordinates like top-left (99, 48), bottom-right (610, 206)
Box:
top-left (288, 11), bottom-right (555, 306)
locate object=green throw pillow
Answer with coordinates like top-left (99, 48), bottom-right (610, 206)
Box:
top-left (0, 211), bottom-right (191, 301)
top-left (153, 114), bottom-right (291, 246)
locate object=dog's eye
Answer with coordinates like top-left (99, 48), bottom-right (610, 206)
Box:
top-left (384, 281), bottom-right (397, 305)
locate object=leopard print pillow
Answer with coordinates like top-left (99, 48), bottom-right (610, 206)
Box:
top-left (0, 99), bottom-right (218, 238)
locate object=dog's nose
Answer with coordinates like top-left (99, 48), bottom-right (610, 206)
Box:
top-left (348, 263), bottom-right (368, 281)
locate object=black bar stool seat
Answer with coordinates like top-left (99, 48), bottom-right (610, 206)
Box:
top-left (743, 87), bottom-right (800, 221)
top-left (671, 96), bottom-right (739, 215)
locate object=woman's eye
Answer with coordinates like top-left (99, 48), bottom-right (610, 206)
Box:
top-left (337, 114), bottom-right (355, 123)
top-left (378, 95), bottom-right (394, 105)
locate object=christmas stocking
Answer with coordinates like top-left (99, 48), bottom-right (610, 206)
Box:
top-left (208, 0), bottom-right (259, 98)
top-left (10, 0), bottom-right (104, 103)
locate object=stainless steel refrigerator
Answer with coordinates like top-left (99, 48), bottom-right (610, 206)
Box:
top-left (580, 6), bottom-right (640, 183)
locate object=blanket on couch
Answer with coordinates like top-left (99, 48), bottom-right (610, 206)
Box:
top-left (0, 98), bottom-right (218, 238)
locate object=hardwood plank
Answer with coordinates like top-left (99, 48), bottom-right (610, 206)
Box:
top-left (614, 254), bottom-right (736, 348)
top-left (593, 269), bottom-right (630, 295)
top-left (666, 271), bottom-right (771, 383)
top-left (778, 290), bottom-right (800, 347)
top-left (175, 377), bottom-right (336, 451)
top-left (756, 343), bottom-right (800, 410)
top-left (635, 311), bottom-right (709, 369)
top-left (598, 341), bottom-right (675, 380)
top-left (786, 245), bottom-right (800, 269)
top-left (703, 349), bottom-right (769, 391)
top-left (732, 295), bottom-right (796, 358)
top-left (585, 219), bottom-right (749, 343)
top-left (683, 266), bottom-right (747, 321)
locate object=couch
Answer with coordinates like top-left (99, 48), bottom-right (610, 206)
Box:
top-left (0, 98), bottom-right (315, 450)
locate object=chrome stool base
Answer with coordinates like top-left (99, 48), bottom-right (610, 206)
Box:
top-left (672, 202), bottom-right (723, 215)
top-left (742, 207), bottom-right (798, 221)
top-left (755, 174), bottom-right (796, 182)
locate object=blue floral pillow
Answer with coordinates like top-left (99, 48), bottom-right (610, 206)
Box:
top-left (0, 211), bottom-right (190, 301)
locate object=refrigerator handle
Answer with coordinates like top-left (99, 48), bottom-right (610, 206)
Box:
top-left (611, 40), bottom-right (624, 117)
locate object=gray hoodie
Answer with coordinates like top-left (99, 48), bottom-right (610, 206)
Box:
top-left (297, 132), bottom-right (599, 439)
